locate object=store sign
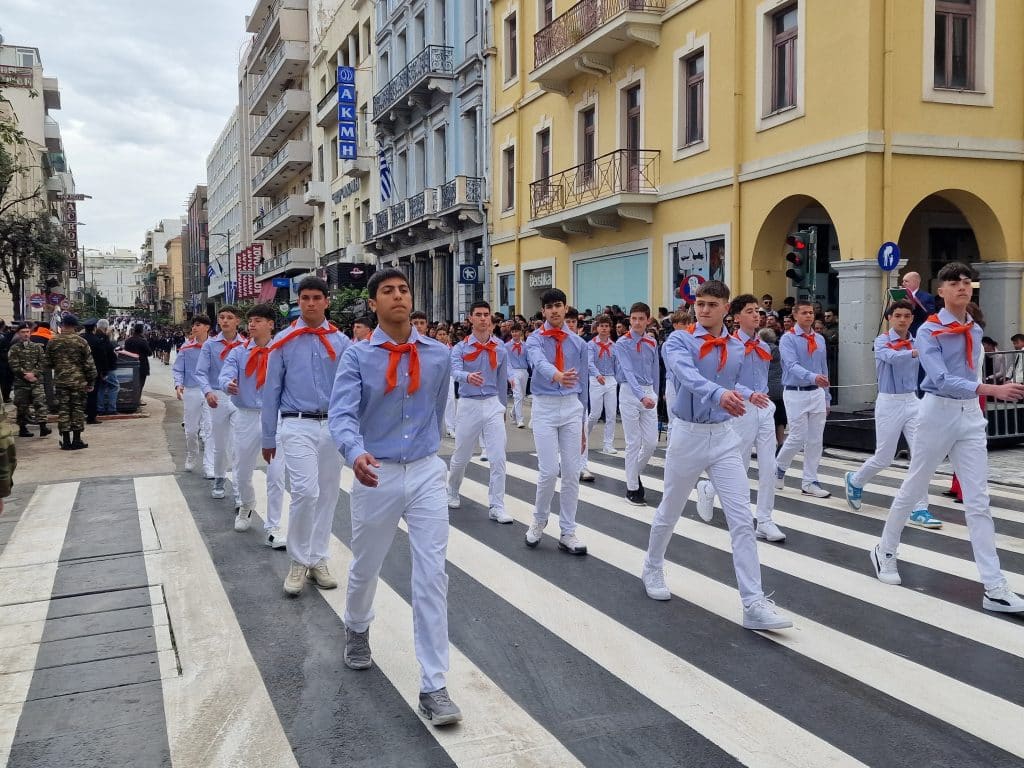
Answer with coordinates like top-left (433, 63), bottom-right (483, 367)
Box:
top-left (527, 268), bottom-right (552, 289)
top-left (337, 66), bottom-right (357, 160)
top-left (332, 178), bottom-right (361, 204)
top-left (236, 243), bottom-right (261, 299)
top-left (0, 66), bottom-right (33, 89)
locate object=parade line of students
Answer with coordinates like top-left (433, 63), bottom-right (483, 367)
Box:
top-left (171, 261), bottom-right (1024, 729)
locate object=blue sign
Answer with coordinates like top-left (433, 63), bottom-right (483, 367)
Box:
top-left (271, 277), bottom-right (290, 288)
top-left (458, 265), bottom-right (481, 284)
top-left (680, 274), bottom-right (705, 305)
top-left (337, 67), bottom-right (358, 160)
top-left (337, 66), bottom-right (355, 86)
top-left (877, 242), bottom-right (901, 272)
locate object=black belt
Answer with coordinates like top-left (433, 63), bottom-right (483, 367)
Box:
top-left (785, 385), bottom-right (819, 392)
top-left (281, 411), bottom-right (329, 420)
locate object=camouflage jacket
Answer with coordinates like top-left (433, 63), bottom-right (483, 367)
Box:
top-left (7, 340), bottom-right (46, 380)
top-left (0, 418), bottom-right (15, 498)
top-left (46, 333), bottom-right (98, 389)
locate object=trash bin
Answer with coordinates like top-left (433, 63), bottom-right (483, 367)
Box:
top-left (113, 355), bottom-right (142, 413)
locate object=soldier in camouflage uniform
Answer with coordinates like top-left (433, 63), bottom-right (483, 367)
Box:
top-left (45, 314), bottom-right (97, 450)
top-left (0, 415), bottom-right (16, 515)
top-left (7, 324), bottom-right (51, 438)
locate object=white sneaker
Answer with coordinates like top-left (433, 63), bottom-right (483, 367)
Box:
top-left (516, 422), bottom-right (525, 429)
top-left (265, 528), bottom-right (287, 549)
top-left (801, 482), bottom-right (831, 498)
top-left (446, 491), bottom-right (461, 509)
top-left (870, 545), bottom-right (901, 585)
top-left (600, 447), bottom-right (619, 456)
top-left (643, 567), bottom-right (671, 601)
top-left (446, 429), bottom-right (456, 439)
top-left (234, 507), bottom-right (252, 532)
top-left (283, 561), bottom-right (306, 595)
top-left (742, 597), bottom-right (792, 630)
top-left (695, 479), bottom-right (715, 523)
top-left (489, 507), bottom-right (513, 524)
top-left (755, 520), bottom-right (787, 542)
top-left (184, 454), bottom-right (195, 472)
top-left (558, 533), bottom-right (587, 555)
top-left (983, 582), bottom-right (1024, 613)
top-left (211, 478), bottom-right (226, 499)
top-left (774, 468), bottom-right (785, 490)
top-left (525, 521), bottom-right (545, 548)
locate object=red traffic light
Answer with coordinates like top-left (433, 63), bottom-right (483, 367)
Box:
top-left (786, 235), bottom-right (807, 250)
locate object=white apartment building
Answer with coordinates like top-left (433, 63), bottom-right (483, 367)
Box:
top-left (83, 249), bottom-right (140, 310)
top-left (206, 110), bottom-right (243, 302)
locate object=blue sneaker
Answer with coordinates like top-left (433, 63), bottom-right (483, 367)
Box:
top-left (845, 472), bottom-right (863, 511)
top-left (909, 509), bottom-right (943, 529)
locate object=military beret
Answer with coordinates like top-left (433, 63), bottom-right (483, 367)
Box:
top-left (60, 313), bottom-right (80, 327)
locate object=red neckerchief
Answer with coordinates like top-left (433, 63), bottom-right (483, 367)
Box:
top-left (927, 313), bottom-right (975, 369)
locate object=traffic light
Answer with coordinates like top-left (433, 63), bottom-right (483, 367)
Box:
top-left (785, 232), bottom-right (809, 289)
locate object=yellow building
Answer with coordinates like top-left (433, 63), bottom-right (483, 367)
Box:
top-left (489, 0), bottom-right (1024, 404)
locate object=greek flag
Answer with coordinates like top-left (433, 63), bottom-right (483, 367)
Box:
top-left (207, 264), bottom-right (215, 280)
top-left (379, 149), bottom-right (392, 203)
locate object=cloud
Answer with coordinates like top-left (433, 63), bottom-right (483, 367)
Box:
top-left (2, 0), bottom-right (254, 252)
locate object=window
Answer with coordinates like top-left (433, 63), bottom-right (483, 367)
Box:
top-left (504, 13), bottom-right (518, 82)
top-left (16, 48), bottom-right (36, 67)
top-left (683, 51), bottom-right (704, 145)
top-left (579, 107), bottom-right (596, 184)
top-left (541, 0), bottom-right (554, 26)
top-left (771, 5), bottom-right (798, 112)
top-left (934, 0), bottom-right (975, 89)
top-left (536, 128), bottom-right (551, 180)
top-left (502, 146), bottom-right (516, 211)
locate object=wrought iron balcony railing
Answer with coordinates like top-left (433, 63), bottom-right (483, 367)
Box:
top-left (440, 176), bottom-right (484, 210)
top-left (372, 45), bottom-right (454, 119)
top-left (317, 83), bottom-right (338, 112)
top-left (250, 43), bottom-right (286, 101)
top-left (533, 0), bottom-right (665, 69)
top-left (529, 148), bottom-right (659, 219)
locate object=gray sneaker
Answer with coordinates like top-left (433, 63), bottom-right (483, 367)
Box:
top-left (418, 687), bottom-right (463, 726)
top-left (344, 627), bottom-right (373, 670)
top-left (211, 477), bottom-right (226, 499)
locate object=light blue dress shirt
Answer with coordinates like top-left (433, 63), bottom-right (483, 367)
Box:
top-left (329, 326), bottom-right (451, 466)
top-left (918, 308), bottom-right (983, 400)
top-left (261, 319), bottom-right (351, 449)
top-left (525, 322), bottom-right (589, 409)
top-left (734, 329), bottom-right (771, 394)
top-left (662, 325), bottom-right (751, 424)
top-left (219, 339), bottom-right (270, 410)
top-left (172, 341), bottom-right (204, 389)
top-left (779, 326), bottom-right (831, 403)
top-left (504, 339), bottom-right (529, 370)
top-left (588, 337), bottom-right (616, 378)
top-left (195, 332), bottom-right (247, 395)
top-left (450, 334), bottom-right (509, 406)
top-left (874, 330), bottom-right (920, 395)
top-left (614, 330), bottom-right (661, 400)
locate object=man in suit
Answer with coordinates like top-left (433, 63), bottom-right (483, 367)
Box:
top-left (901, 271), bottom-right (935, 335)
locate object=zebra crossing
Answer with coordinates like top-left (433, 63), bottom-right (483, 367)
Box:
top-left (3, 445), bottom-right (1024, 767)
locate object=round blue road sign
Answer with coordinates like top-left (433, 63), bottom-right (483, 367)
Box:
top-left (877, 242), bottom-right (901, 271)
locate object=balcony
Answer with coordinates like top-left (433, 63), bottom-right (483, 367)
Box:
top-left (364, 176), bottom-right (486, 249)
top-left (438, 176), bottom-right (485, 218)
top-left (303, 180), bottom-right (329, 206)
top-left (247, 0), bottom-right (309, 70)
top-left (42, 76), bottom-right (61, 110)
top-left (251, 89), bottom-right (310, 156)
top-left (251, 140), bottom-right (313, 198)
top-left (249, 41), bottom-right (310, 115)
top-left (253, 195), bottom-right (315, 240)
top-left (256, 247), bottom-right (316, 280)
top-left (531, 0), bottom-right (665, 94)
top-left (372, 45), bottom-right (455, 128)
top-left (341, 140), bottom-right (374, 179)
top-left (315, 83), bottom-right (338, 127)
top-left (43, 116), bottom-right (62, 151)
top-left (529, 149), bottom-right (659, 239)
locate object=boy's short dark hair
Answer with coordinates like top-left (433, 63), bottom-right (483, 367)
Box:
top-left (886, 299), bottom-right (915, 317)
top-left (1011, 333), bottom-right (1024, 343)
top-left (565, 306), bottom-right (580, 320)
top-left (353, 315), bottom-right (374, 328)
top-left (981, 336), bottom-right (998, 347)
top-left (670, 309), bottom-right (690, 325)
top-left (628, 302), bottom-right (651, 317)
top-left (729, 293), bottom-right (759, 316)
top-left (245, 304), bottom-right (275, 321)
top-left (367, 267), bottom-right (409, 299)
top-left (695, 280), bottom-right (730, 300)
top-left (218, 305), bottom-right (240, 317)
top-left (794, 299), bottom-right (815, 311)
top-left (296, 276), bottom-right (330, 297)
top-left (469, 300), bottom-right (491, 314)
top-left (410, 310), bottom-right (427, 321)
top-left (783, 297), bottom-right (796, 306)
top-left (936, 261), bottom-right (977, 283)
top-left (191, 315), bottom-right (212, 327)
top-left (540, 288), bottom-right (567, 307)
top-left (594, 313), bottom-right (612, 327)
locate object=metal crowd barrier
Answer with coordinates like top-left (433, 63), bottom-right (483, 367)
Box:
top-left (984, 349), bottom-right (1024, 442)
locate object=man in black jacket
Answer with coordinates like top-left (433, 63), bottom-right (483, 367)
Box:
top-left (123, 323), bottom-right (152, 404)
top-left (82, 319), bottom-right (114, 423)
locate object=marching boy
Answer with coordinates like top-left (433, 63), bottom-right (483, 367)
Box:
top-left (446, 301), bottom-right (512, 523)
top-left (615, 303), bottom-right (660, 506)
top-left (844, 300), bottom-right (938, 528)
top-left (504, 324), bottom-right (530, 429)
top-left (173, 316), bottom-right (213, 475)
top-left (695, 294), bottom-right (787, 542)
top-left (329, 268), bottom-right (462, 726)
top-left (581, 314), bottom-right (618, 483)
top-left (219, 304), bottom-right (287, 546)
top-left (524, 289), bottom-right (589, 555)
top-left (871, 263), bottom-right (1024, 613)
top-left (642, 281), bottom-right (791, 631)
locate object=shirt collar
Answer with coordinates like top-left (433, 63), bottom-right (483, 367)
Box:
top-left (937, 307), bottom-right (973, 326)
top-left (369, 325), bottom-right (424, 347)
top-left (887, 328), bottom-right (910, 342)
top-left (293, 317), bottom-right (331, 330)
top-left (692, 323), bottom-right (728, 339)
top-left (735, 328), bottom-right (755, 343)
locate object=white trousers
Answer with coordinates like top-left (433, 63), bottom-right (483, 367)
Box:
top-left (182, 387), bottom-right (211, 471)
top-left (852, 393), bottom-right (928, 510)
top-left (346, 455), bottom-right (450, 693)
top-left (448, 396), bottom-right (507, 511)
top-left (775, 388), bottom-right (828, 485)
top-left (208, 390), bottom-right (238, 479)
top-left (532, 395), bottom-right (585, 535)
top-left (200, 401), bottom-right (213, 474)
top-left (444, 379), bottom-right (456, 434)
top-left (510, 368), bottom-right (529, 425)
top-left (645, 419), bottom-right (764, 606)
top-left (709, 402), bottom-right (778, 522)
top-left (665, 378), bottom-right (677, 437)
top-left (881, 394), bottom-right (1005, 589)
top-left (587, 375), bottom-right (617, 451)
top-left (232, 409), bottom-right (286, 528)
top-left (279, 418), bottom-right (342, 568)
top-left (619, 386), bottom-right (658, 491)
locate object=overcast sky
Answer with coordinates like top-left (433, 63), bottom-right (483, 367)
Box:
top-left (3, 0), bottom-right (252, 254)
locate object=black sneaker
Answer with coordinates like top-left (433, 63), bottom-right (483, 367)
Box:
top-left (626, 489), bottom-right (645, 507)
top-left (637, 478), bottom-right (646, 500)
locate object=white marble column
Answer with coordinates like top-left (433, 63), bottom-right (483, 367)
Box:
top-left (972, 261), bottom-right (1024, 343)
top-left (832, 260), bottom-right (886, 409)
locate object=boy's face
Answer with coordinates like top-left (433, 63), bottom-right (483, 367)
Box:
top-left (596, 322), bottom-right (611, 338)
top-left (247, 316), bottom-right (274, 339)
top-left (794, 305), bottom-right (815, 327)
top-left (629, 311), bottom-right (649, 334)
top-left (191, 322), bottom-right (209, 341)
top-left (694, 295), bottom-right (728, 329)
top-left (299, 289), bottom-right (329, 323)
top-left (565, 316), bottom-right (578, 332)
top-left (353, 323), bottom-right (371, 340)
top-left (412, 317), bottom-right (428, 334)
top-left (469, 307), bottom-right (492, 335)
top-left (542, 301), bottom-right (565, 327)
top-left (369, 277), bottom-right (412, 324)
top-left (736, 302), bottom-right (760, 334)
top-left (889, 307), bottom-right (912, 335)
top-left (938, 275), bottom-right (973, 309)
top-left (511, 329), bottom-right (523, 341)
top-left (218, 311), bottom-right (239, 335)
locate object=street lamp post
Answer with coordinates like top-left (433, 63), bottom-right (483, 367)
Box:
top-left (210, 231), bottom-right (232, 306)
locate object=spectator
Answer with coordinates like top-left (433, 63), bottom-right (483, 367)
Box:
top-left (982, 337), bottom-right (1007, 385)
top-left (123, 323), bottom-right (152, 402)
top-left (782, 315), bottom-right (795, 332)
top-left (94, 320), bottom-right (120, 415)
top-left (900, 270), bottom-right (935, 335)
top-left (0, 411), bottom-right (16, 515)
top-left (761, 294), bottom-right (778, 319)
top-left (0, 322), bottom-right (14, 403)
top-left (761, 328), bottom-right (787, 446)
top-left (1009, 333), bottom-right (1024, 383)
top-left (81, 319), bottom-right (106, 424)
top-left (29, 321), bottom-right (56, 411)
